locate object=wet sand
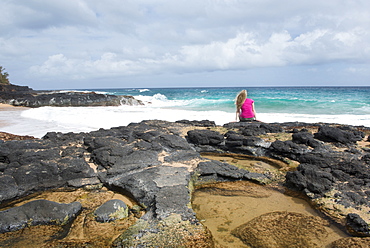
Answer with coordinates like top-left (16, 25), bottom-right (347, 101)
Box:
top-left (0, 187), bottom-right (141, 247)
top-left (0, 104), bottom-right (34, 139)
top-left (0, 103), bottom-right (28, 111)
top-left (0, 104), bottom-right (29, 128)
top-left (0, 104), bottom-right (14, 127)
top-left (193, 154), bottom-right (349, 247)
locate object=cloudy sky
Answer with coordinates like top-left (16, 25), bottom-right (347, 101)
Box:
top-left (1, 0), bottom-right (370, 89)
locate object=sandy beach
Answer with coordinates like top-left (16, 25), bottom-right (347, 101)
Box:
top-left (0, 104), bottom-right (29, 129)
top-left (0, 104), bottom-right (35, 140)
top-left (0, 103), bottom-right (28, 110)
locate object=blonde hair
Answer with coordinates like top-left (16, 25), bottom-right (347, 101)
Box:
top-left (235, 90), bottom-right (247, 111)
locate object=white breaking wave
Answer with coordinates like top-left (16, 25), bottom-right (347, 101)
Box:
top-left (260, 113), bottom-right (370, 127)
top-left (0, 105), bottom-right (369, 139)
top-left (134, 94), bottom-right (194, 107)
top-left (55, 89), bottom-right (110, 95)
top-left (134, 94), bottom-right (234, 111)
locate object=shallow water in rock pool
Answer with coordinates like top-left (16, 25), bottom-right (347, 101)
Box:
top-left (0, 187), bottom-right (141, 248)
top-left (192, 181), bottom-right (349, 248)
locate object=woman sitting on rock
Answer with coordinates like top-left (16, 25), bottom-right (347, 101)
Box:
top-left (235, 90), bottom-right (257, 122)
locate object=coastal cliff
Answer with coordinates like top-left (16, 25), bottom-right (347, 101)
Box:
top-left (0, 84), bottom-right (143, 107)
top-left (0, 120), bottom-right (369, 247)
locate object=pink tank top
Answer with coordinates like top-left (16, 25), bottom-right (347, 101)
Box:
top-left (240, 98), bottom-right (254, 118)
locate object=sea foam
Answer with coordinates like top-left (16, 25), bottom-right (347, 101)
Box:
top-left (1, 104), bottom-right (369, 139)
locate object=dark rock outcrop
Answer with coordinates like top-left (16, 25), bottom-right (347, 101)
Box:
top-left (346, 213), bottom-right (370, 237)
top-left (0, 84), bottom-right (32, 92)
top-left (195, 160), bottom-right (268, 183)
top-left (314, 125), bottom-right (365, 144)
top-left (176, 120), bottom-right (216, 127)
top-left (0, 84), bottom-right (143, 107)
top-left (292, 131), bottom-right (323, 148)
top-left (0, 120), bottom-right (369, 246)
top-left (187, 129), bottom-right (224, 146)
top-left (286, 163), bottom-right (335, 194)
top-left (270, 140), bottom-right (311, 160)
top-left (0, 139), bottom-right (96, 202)
top-left (0, 199), bottom-right (81, 233)
top-left (224, 122), bottom-right (284, 136)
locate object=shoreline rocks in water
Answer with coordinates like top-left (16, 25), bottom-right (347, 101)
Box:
top-left (0, 119), bottom-right (369, 247)
top-left (0, 84), bottom-right (143, 107)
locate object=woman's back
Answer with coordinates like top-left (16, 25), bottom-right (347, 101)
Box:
top-left (240, 98), bottom-right (255, 118)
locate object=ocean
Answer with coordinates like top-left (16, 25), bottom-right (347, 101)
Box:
top-left (1, 87), bottom-right (369, 138)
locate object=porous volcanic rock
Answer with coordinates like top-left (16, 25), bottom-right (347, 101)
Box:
top-left (187, 129), bottom-right (224, 145)
top-left (346, 213), bottom-right (370, 237)
top-left (0, 120), bottom-right (369, 246)
top-left (187, 121), bottom-right (370, 238)
top-left (0, 139), bottom-right (96, 202)
top-left (314, 125), bottom-right (365, 144)
top-left (0, 199), bottom-right (81, 233)
top-left (0, 120), bottom-right (229, 246)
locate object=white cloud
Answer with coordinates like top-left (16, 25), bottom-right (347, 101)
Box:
top-left (30, 26), bottom-right (370, 80)
top-left (2, 0), bottom-right (370, 88)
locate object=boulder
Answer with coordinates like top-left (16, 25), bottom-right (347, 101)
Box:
top-left (314, 125), bottom-right (364, 144)
top-left (94, 199), bottom-right (128, 223)
top-left (0, 200), bottom-right (81, 233)
top-left (187, 129), bottom-right (224, 145)
top-left (292, 131), bottom-right (322, 148)
top-left (155, 134), bottom-right (194, 151)
top-left (270, 140), bottom-right (311, 160)
top-left (285, 163), bottom-right (335, 196)
top-left (346, 213), bottom-right (370, 237)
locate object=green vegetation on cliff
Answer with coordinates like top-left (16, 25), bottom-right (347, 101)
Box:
top-left (0, 66), bottom-right (10, 85)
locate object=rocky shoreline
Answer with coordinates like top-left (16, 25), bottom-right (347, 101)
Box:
top-left (1, 84), bottom-right (368, 246)
top-left (0, 119), bottom-right (369, 247)
top-left (0, 84), bottom-right (143, 107)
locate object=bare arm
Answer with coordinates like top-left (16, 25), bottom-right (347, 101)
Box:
top-left (252, 103), bottom-right (257, 119)
top-left (236, 108), bottom-right (241, 121)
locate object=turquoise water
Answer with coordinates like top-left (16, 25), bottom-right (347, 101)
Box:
top-left (91, 87), bottom-right (370, 116)
top-left (1, 87), bottom-right (369, 138)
